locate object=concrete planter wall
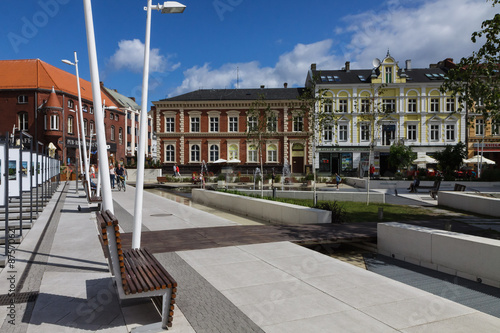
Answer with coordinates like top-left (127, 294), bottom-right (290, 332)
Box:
top-left (192, 189), bottom-right (332, 224)
top-left (236, 189), bottom-right (385, 203)
top-left (125, 168), bottom-right (162, 183)
top-left (438, 191), bottom-right (500, 217)
top-left (378, 222), bottom-right (500, 288)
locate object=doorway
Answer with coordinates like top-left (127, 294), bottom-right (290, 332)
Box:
top-left (292, 143), bottom-right (305, 173)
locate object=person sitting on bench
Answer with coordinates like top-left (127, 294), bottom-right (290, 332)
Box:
top-left (408, 176), bottom-right (420, 193)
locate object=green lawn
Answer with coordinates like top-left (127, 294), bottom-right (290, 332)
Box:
top-left (221, 190), bottom-right (444, 223)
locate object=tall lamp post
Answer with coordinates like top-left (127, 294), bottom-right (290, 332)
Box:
top-left (62, 53), bottom-right (91, 193)
top-left (68, 109), bottom-right (83, 194)
top-left (133, 1), bottom-right (186, 249)
top-left (82, 0), bottom-right (113, 213)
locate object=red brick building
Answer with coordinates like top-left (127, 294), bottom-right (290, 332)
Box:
top-left (153, 87), bottom-right (311, 175)
top-left (0, 59), bottom-right (125, 166)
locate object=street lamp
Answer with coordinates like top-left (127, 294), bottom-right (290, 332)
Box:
top-left (68, 109), bottom-right (83, 194)
top-left (62, 52), bottom-right (91, 193)
top-left (133, 1), bottom-right (186, 249)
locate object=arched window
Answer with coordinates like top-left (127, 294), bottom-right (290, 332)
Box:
top-left (229, 144), bottom-right (238, 160)
top-left (267, 144), bottom-right (277, 162)
top-left (247, 145), bottom-right (258, 163)
top-left (67, 116), bottom-right (74, 134)
top-left (18, 112), bottom-right (28, 131)
top-left (209, 145), bottom-right (219, 162)
top-left (165, 144), bottom-right (175, 162)
top-left (191, 145), bottom-right (200, 162)
top-left (119, 128), bottom-right (123, 145)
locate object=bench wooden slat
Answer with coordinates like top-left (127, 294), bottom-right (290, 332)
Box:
top-left (131, 249), bottom-right (166, 290)
top-left (123, 249), bottom-right (155, 293)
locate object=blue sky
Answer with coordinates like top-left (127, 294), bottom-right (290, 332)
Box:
top-left (1, 0), bottom-right (497, 107)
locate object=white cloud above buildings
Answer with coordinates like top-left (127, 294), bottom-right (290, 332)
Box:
top-left (168, 0), bottom-right (496, 97)
top-left (107, 39), bottom-right (180, 74)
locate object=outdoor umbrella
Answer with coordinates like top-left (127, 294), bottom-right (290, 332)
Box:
top-left (412, 155), bottom-right (437, 164)
top-left (227, 159), bottom-right (241, 163)
top-left (463, 155), bottom-right (496, 165)
top-left (212, 159), bottom-right (227, 164)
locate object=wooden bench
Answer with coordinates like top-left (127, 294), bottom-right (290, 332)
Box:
top-left (96, 209), bottom-right (177, 329)
top-left (454, 183), bottom-right (467, 191)
top-left (157, 176), bottom-right (167, 184)
top-left (416, 180), bottom-right (441, 199)
top-left (83, 180), bottom-right (102, 204)
top-left (239, 176), bottom-right (251, 183)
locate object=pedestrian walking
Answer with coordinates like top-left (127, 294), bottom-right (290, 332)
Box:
top-left (370, 164), bottom-right (375, 179)
top-left (335, 173), bottom-right (341, 190)
top-left (109, 163), bottom-right (115, 189)
top-left (90, 164), bottom-right (95, 178)
top-left (176, 165), bottom-right (180, 177)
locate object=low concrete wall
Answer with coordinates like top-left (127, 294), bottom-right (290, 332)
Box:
top-left (126, 168), bottom-right (162, 183)
top-left (378, 222), bottom-right (500, 288)
top-left (235, 189), bottom-right (385, 203)
top-left (192, 189), bottom-right (332, 224)
top-left (438, 191), bottom-right (500, 217)
top-left (345, 178), bottom-right (500, 190)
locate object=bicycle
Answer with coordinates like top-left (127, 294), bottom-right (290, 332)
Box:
top-left (117, 175), bottom-right (126, 191)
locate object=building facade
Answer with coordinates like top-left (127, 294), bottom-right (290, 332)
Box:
top-left (153, 87), bottom-right (312, 175)
top-left (306, 53), bottom-right (467, 176)
top-left (0, 59), bottom-right (125, 167)
top-left (102, 85), bottom-right (153, 166)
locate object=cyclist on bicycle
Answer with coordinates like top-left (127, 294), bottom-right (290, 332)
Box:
top-left (115, 163), bottom-right (127, 191)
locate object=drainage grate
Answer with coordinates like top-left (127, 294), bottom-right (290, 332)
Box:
top-left (150, 213), bottom-right (173, 217)
top-left (0, 291), bottom-right (39, 305)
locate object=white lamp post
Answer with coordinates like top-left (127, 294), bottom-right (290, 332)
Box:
top-left (82, 0), bottom-right (113, 213)
top-left (62, 52), bottom-right (90, 192)
top-left (68, 109), bottom-right (83, 194)
top-left (133, 1), bottom-right (186, 249)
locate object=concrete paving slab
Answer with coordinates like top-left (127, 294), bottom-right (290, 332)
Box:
top-left (359, 294), bottom-right (476, 330)
top-left (263, 309), bottom-right (399, 333)
top-left (401, 312), bottom-right (500, 333)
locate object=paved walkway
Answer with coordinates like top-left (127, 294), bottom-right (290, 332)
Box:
top-left (0, 181), bottom-right (499, 332)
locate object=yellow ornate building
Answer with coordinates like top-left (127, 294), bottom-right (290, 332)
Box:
top-left (306, 52), bottom-right (466, 177)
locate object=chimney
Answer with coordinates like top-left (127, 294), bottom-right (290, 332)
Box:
top-left (129, 97), bottom-right (136, 102)
top-left (405, 59), bottom-right (412, 71)
top-left (260, 85), bottom-right (265, 89)
top-left (311, 63), bottom-right (316, 71)
top-left (284, 82), bottom-right (288, 88)
top-left (345, 61), bottom-right (350, 72)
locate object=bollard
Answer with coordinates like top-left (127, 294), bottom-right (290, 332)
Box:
top-left (378, 207), bottom-right (384, 220)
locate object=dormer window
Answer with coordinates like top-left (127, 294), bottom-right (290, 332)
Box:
top-left (385, 67), bottom-right (392, 83)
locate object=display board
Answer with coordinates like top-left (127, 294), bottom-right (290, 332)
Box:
top-left (8, 148), bottom-right (20, 198)
top-left (22, 151), bottom-right (32, 192)
top-left (0, 144), bottom-right (5, 207)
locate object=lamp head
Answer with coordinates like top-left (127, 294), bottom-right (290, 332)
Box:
top-left (62, 59), bottom-right (75, 66)
top-left (161, 1), bottom-right (186, 13)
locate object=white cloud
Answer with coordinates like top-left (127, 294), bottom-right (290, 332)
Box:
top-left (170, 40), bottom-right (341, 97)
top-left (169, 0), bottom-right (496, 97)
top-left (338, 0), bottom-right (494, 68)
top-left (107, 39), bottom-right (177, 74)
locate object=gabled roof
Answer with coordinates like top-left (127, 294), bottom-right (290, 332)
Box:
top-left (161, 87), bottom-right (307, 102)
top-left (0, 59), bottom-right (116, 107)
top-left (102, 86), bottom-right (140, 110)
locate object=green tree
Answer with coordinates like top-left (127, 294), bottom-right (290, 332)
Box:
top-left (434, 142), bottom-right (467, 175)
top-left (246, 94), bottom-right (279, 197)
top-left (388, 142), bottom-right (415, 171)
top-left (441, 0), bottom-right (500, 123)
